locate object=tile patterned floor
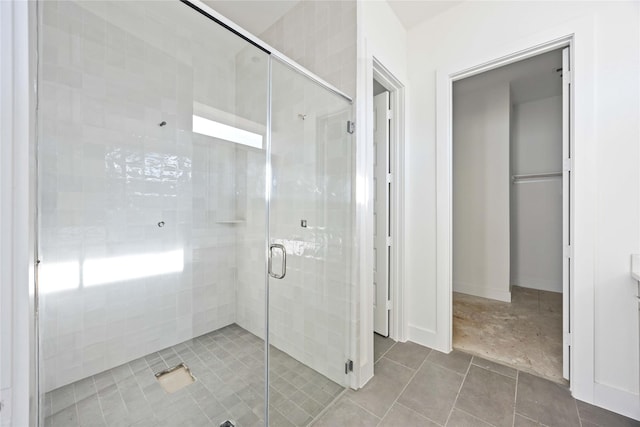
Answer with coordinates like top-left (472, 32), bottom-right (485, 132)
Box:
top-left (42, 329), bottom-right (640, 427)
top-left (312, 335), bottom-right (640, 427)
top-left (44, 324), bottom-right (344, 427)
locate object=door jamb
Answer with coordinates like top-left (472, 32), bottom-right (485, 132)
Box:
top-left (372, 58), bottom-right (406, 344)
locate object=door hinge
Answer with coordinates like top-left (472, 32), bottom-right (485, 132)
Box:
top-left (564, 70), bottom-right (572, 84)
top-left (347, 121), bottom-right (355, 134)
top-left (386, 300), bottom-right (392, 310)
top-left (386, 173), bottom-right (393, 184)
top-left (564, 245), bottom-right (573, 258)
top-left (386, 236), bottom-right (392, 247)
top-left (386, 109), bottom-right (392, 120)
top-left (345, 359), bottom-right (354, 374)
top-left (564, 332), bottom-right (572, 344)
top-left (563, 158), bottom-right (572, 172)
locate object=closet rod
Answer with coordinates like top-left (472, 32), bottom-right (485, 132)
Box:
top-left (512, 172), bottom-right (562, 183)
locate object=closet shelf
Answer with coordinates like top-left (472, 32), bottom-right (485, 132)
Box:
top-left (512, 172), bottom-right (562, 183)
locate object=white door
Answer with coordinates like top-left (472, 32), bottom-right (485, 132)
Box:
top-left (374, 91), bottom-right (391, 336)
top-left (562, 46), bottom-right (572, 381)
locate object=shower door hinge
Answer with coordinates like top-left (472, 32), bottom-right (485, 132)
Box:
top-left (563, 158), bottom-right (572, 172)
top-left (347, 121), bottom-right (355, 134)
top-left (345, 359), bottom-right (354, 374)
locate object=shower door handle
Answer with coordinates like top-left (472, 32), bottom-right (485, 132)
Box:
top-left (268, 243), bottom-right (287, 279)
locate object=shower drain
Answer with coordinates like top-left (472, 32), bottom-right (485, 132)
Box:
top-left (155, 363), bottom-right (196, 393)
top-left (220, 421), bottom-right (235, 427)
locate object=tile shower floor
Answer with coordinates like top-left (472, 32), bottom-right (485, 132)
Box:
top-left (44, 324), bottom-right (344, 427)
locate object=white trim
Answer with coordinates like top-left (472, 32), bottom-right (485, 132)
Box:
top-left (372, 59), bottom-right (406, 344)
top-left (0, 1), bottom-right (37, 426)
top-left (407, 325), bottom-right (439, 350)
top-left (354, 33), bottom-right (375, 388)
top-left (453, 282), bottom-right (511, 303)
top-left (593, 383), bottom-right (640, 421)
top-left (436, 16), bottom-right (597, 405)
top-left (355, 20), bottom-right (408, 387)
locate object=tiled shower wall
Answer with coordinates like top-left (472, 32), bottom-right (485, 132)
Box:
top-left (259, 0), bottom-right (357, 98)
top-left (38, 1), bottom-right (268, 392)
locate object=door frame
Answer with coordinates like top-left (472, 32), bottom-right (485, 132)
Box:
top-left (436, 16), bottom-right (597, 401)
top-left (372, 59), bottom-right (406, 344)
top-left (354, 50), bottom-right (407, 388)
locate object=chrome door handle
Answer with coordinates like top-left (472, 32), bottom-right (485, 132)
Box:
top-left (269, 243), bottom-right (287, 279)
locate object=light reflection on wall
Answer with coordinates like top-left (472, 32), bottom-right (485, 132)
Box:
top-left (39, 249), bottom-right (184, 294)
top-left (192, 115), bottom-right (263, 149)
top-left (39, 261), bottom-right (80, 294)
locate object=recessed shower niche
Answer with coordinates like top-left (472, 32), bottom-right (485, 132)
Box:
top-left (37, 1), bottom-right (355, 426)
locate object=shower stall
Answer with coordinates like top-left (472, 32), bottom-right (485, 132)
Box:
top-left (37, 1), bottom-right (355, 426)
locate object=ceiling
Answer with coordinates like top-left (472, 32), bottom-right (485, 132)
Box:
top-left (202, 0), bottom-right (299, 35)
top-left (387, 0), bottom-right (465, 29)
top-left (453, 49), bottom-right (564, 105)
top-left (203, 1), bottom-right (465, 36)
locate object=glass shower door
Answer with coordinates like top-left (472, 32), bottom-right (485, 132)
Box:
top-left (267, 58), bottom-right (354, 426)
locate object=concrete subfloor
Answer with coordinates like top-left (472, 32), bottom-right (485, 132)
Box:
top-left (453, 285), bottom-right (565, 384)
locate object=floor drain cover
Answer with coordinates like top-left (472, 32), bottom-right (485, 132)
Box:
top-left (155, 363), bottom-right (196, 393)
top-left (220, 421), bottom-right (235, 427)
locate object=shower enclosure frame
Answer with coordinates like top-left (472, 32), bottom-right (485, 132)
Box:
top-left (26, 0), bottom-right (356, 426)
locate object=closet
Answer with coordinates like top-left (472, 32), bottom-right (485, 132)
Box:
top-left (451, 48), bottom-right (567, 384)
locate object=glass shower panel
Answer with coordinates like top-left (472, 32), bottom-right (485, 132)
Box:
top-left (268, 58), bottom-right (354, 426)
top-left (37, 2), bottom-right (268, 426)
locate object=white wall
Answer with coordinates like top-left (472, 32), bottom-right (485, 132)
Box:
top-left (407, 0), bottom-right (639, 418)
top-left (511, 96), bottom-right (563, 293)
top-left (0, 1), bottom-right (34, 425)
top-left (356, 0), bottom-right (407, 387)
top-left (453, 82), bottom-right (511, 302)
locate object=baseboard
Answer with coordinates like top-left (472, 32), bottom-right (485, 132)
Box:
top-left (592, 382), bottom-right (640, 421)
top-left (512, 277), bottom-right (562, 293)
top-left (453, 282), bottom-right (512, 302)
top-left (408, 324), bottom-right (448, 353)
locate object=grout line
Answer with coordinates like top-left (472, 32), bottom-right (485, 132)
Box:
top-left (375, 337), bottom-right (396, 363)
top-left (512, 370), bottom-right (519, 427)
top-left (424, 355), bottom-right (468, 378)
top-left (514, 411), bottom-right (551, 427)
top-left (308, 387), bottom-right (349, 426)
top-left (373, 353), bottom-right (433, 426)
top-left (88, 375), bottom-right (109, 426)
top-left (454, 407), bottom-right (499, 427)
top-left (470, 356), bottom-right (518, 380)
top-left (443, 358), bottom-right (473, 426)
top-left (574, 396), bottom-right (584, 427)
top-left (394, 401), bottom-right (443, 426)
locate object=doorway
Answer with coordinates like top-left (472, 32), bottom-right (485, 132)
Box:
top-left (451, 48), bottom-right (571, 384)
top-left (369, 60), bottom-right (406, 372)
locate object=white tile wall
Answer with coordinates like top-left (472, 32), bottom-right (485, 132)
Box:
top-left (259, 0), bottom-right (357, 99)
top-left (39, 0), bottom-right (268, 392)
